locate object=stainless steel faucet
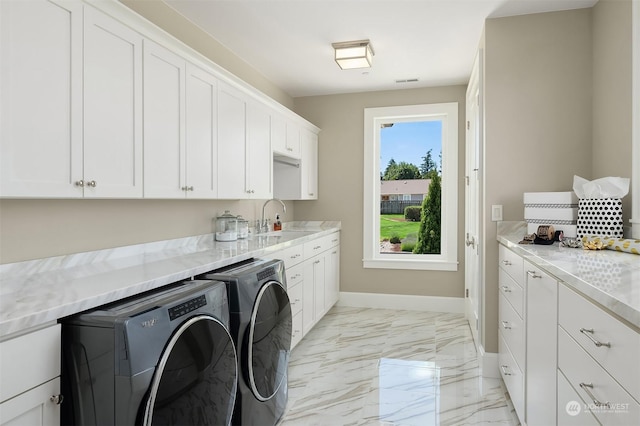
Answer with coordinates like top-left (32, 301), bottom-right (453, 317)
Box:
top-left (261, 198), bottom-right (286, 233)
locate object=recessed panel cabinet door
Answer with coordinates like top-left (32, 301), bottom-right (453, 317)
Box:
top-left (186, 64), bottom-right (218, 199)
top-left (0, 0), bottom-right (82, 197)
top-left (143, 40), bottom-right (186, 198)
top-left (246, 101), bottom-right (272, 199)
top-left (217, 81), bottom-right (246, 199)
top-left (301, 129), bottom-right (318, 200)
top-left (83, 6), bottom-right (143, 198)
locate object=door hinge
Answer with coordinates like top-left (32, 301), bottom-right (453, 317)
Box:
top-left (466, 289), bottom-right (469, 298)
top-left (466, 120), bottom-right (470, 130)
top-left (466, 176), bottom-right (469, 186)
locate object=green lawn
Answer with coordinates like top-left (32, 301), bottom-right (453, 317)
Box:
top-left (380, 214), bottom-right (420, 240)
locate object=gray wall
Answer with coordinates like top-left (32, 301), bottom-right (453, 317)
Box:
top-left (293, 86), bottom-right (467, 298)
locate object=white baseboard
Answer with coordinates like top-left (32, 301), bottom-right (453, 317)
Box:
top-left (337, 292), bottom-right (465, 313)
top-left (479, 345), bottom-right (500, 378)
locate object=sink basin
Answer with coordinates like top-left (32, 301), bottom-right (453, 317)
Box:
top-left (252, 230), bottom-right (314, 238)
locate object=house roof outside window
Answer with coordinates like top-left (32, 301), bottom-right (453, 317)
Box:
top-left (380, 179), bottom-right (430, 196)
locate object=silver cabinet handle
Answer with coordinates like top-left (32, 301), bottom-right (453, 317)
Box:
top-left (314, 245), bottom-right (321, 250)
top-left (50, 394), bottom-right (64, 405)
top-left (579, 383), bottom-right (610, 408)
top-left (502, 260), bottom-right (512, 266)
top-left (314, 260), bottom-right (320, 264)
top-left (501, 321), bottom-right (511, 330)
top-left (501, 285), bottom-right (511, 293)
top-left (75, 180), bottom-right (84, 187)
top-left (527, 270), bottom-right (542, 279)
top-left (87, 180), bottom-right (97, 188)
top-left (500, 365), bottom-right (512, 376)
top-left (579, 328), bottom-right (611, 348)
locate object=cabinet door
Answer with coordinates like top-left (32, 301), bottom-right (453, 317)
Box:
top-left (325, 245), bottom-right (340, 310)
top-left (285, 121), bottom-right (301, 158)
top-left (143, 40), bottom-right (186, 198)
top-left (185, 64), bottom-right (218, 198)
top-left (246, 101), bottom-right (272, 198)
top-left (217, 81), bottom-right (246, 199)
top-left (313, 255), bottom-right (326, 320)
top-left (1, 0), bottom-right (82, 197)
top-left (84, 6), bottom-right (142, 197)
top-left (301, 129), bottom-right (318, 200)
top-left (271, 114), bottom-right (287, 154)
top-left (302, 259), bottom-right (316, 335)
top-left (0, 378), bottom-right (60, 426)
top-left (525, 262), bottom-right (558, 426)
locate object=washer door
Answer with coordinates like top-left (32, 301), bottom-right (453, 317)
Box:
top-left (141, 315), bottom-right (237, 426)
top-left (247, 280), bottom-right (292, 401)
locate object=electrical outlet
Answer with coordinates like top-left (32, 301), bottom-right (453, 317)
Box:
top-left (491, 205), bottom-right (503, 221)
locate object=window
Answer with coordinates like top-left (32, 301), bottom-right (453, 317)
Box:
top-left (363, 103), bottom-right (458, 271)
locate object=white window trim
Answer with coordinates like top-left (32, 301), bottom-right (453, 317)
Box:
top-left (363, 102), bottom-right (458, 271)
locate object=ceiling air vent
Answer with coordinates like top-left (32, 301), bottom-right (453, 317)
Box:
top-left (395, 78), bottom-right (419, 84)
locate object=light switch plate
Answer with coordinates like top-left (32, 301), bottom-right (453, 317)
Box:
top-left (491, 205), bottom-right (503, 221)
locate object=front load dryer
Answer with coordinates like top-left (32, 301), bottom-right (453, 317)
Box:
top-left (202, 259), bottom-right (292, 426)
top-left (60, 279), bottom-right (237, 425)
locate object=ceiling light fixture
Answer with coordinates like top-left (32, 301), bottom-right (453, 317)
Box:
top-left (332, 40), bottom-right (374, 70)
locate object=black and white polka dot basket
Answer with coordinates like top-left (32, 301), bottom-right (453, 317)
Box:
top-left (576, 198), bottom-right (623, 238)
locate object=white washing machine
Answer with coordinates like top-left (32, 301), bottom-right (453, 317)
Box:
top-left (61, 279), bottom-right (237, 425)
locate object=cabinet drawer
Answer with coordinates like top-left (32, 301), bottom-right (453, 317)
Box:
top-left (288, 282), bottom-right (303, 316)
top-left (285, 263), bottom-right (304, 288)
top-left (498, 268), bottom-right (524, 317)
top-left (558, 327), bottom-right (640, 425)
top-left (304, 235), bottom-right (332, 259)
top-left (499, 293), bottom-right (525, 370)
top-left (498, 332), bottom-right (524, 422)
top-left (558, 284), bottom-right (640, 400)
top-left (557, 369), bottom-right (599, 426)
top-left (291, 311), bottom-right (303, 349)
top-left (498, 244), bottom-right (524, 286)
top-left (328, 232), bottom-right (340, 248)
top-left (277, 244), bottom-right (304, 269)
top-left (0, 324), bottom-right (60, 403)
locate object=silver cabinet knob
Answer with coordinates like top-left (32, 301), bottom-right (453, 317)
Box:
top-left (87, 180), bottom-right (97, 188)
top-left (50, 394), bottom-right (64, 405)
top-left (74, 180), bottom-right (84, 187)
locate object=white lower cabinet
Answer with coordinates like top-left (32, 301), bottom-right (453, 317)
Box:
top-left (0, 325), bottom-right (61, 426)
top-left (524, 262), bottom-right (558, 426)
top-left (265, 232), bottom-right (340, 349)
top-left (499, 243), bottom-right (640, 426)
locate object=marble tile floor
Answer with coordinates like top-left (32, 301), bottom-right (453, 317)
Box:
top-left (280, 306), bottom-right (519, 426)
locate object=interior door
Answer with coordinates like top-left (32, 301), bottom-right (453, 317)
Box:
top-left (465, 50), bottom-right (483, 349)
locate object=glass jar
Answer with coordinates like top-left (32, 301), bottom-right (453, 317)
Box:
top-left (236, 215), bottom-right (249, 239)
top-left (215, 211), bottom-right (238, 241)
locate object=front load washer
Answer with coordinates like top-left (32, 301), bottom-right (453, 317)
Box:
top-left (60, 279), bottom-right (237, 426)
top-left (202, 259), bottom-right (292, 426)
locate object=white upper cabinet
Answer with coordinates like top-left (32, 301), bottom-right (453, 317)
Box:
top-left (142, 40), bottom-right (186, 198)
top-left (1, 0), bottom-right (319, 200)
top-left (83, 5), bottom-right (143, 197)
top-left (185, 64), bottom-right (218, 199)
top-left (217, 81), bottom-right (247, 199)
top-left (246, 101), bottom-right (272, 199)
top-left (301, 128), bottom-right (318, 200)
top-left (285, 121), bottom-right (301, 158)
top-left (1, 0), bottom-right (83, 198)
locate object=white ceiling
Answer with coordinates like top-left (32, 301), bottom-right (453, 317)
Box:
top-left (165, 0), bottom-right (598, 98)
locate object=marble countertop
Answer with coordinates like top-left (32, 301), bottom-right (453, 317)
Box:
top-left (0, 221), bottom-right (340, 340)
top-left (497, 222), bottom-right (640, 329)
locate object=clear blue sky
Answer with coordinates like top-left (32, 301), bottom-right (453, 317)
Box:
top-left (380, 121), bottom-right (442, 171)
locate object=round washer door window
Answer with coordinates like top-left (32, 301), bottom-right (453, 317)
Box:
top-left (248, 281), bottom-right (292, 401)
top-left (142, 315), bottom-right (238, 426)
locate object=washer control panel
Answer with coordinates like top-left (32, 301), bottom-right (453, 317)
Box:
top-left (169, 295), bottom-right (207, 320)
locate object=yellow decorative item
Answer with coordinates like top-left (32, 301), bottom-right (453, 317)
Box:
top-left (581, 236), bottom-right (640, 255)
